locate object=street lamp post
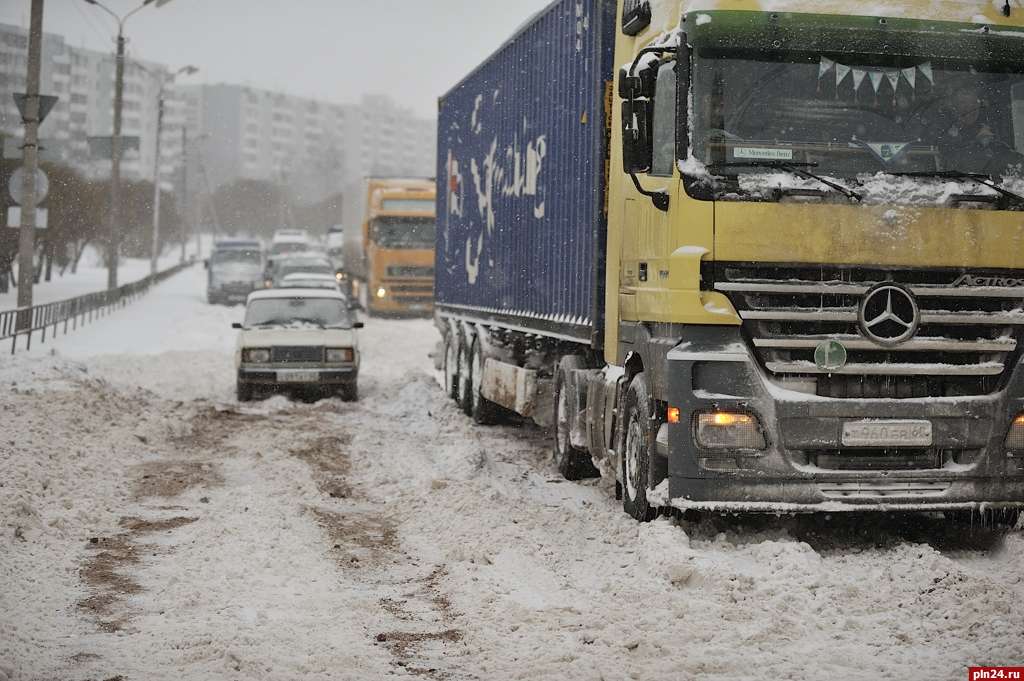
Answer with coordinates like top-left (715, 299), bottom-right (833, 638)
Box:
top-left (146, 64), bottom-right (198, 276)
top-left (82, 0), bottom-right (170, 290)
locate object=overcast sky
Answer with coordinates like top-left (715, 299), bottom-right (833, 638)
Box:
top-left (0, 0), bottom-right (552, 118)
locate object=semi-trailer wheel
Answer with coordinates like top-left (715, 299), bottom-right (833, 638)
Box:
top-left (469, 337), bottom-right (502, 425)
top-left (457, 333), bottom-right (474, 416)
top-left (621, 375), bottom-right (658, 522)
top-left (553, 356), bottom-right (599, 480)
top-left (443, 330), bottom-right (460, 401)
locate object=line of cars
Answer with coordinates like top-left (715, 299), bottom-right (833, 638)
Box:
top-left (206, 230), bottom-right (363, 403)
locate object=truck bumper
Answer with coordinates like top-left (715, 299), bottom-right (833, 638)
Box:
top-left (663, 327), bottom-right (1024, 512)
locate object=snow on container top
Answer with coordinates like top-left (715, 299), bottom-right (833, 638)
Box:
top-left (435, 0), bottom-right (615, 345)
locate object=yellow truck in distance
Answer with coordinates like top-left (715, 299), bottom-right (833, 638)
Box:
top-left (357, 178), bottom-right (436, 316)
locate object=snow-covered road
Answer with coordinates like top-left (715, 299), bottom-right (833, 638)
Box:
top-left (2, 265), bottom-right (1022, 680)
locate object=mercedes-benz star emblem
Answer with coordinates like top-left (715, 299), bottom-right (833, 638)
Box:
top-left (858, 283), bottom-right (920, 346)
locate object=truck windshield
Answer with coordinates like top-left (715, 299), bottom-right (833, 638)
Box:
top-left (371, 216), bottom-right (436, 249)
top-left (245, 297), bottom-right (353, 328)
top-left (212, 249), bottom-right (261, 265)
top-left (690, 50), bottom-right (1024, 198)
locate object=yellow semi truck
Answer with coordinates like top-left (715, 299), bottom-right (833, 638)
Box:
top-left (356, 178), bottom-right (436, 316)
top-left (435, 0), bottom-right (1024, 523)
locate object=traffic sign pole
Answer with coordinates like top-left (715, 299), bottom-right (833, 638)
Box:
top-left (16, 0), bottom-right (44, 324)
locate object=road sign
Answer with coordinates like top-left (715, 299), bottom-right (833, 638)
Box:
top-left (88, 135), bottom-right (140, 159)
top-left (12, 93), bottom-right (58, 124)
top-left (6, 206), bottom-right (48, 229)
top-left (8, 166), bottom-right (49, 205)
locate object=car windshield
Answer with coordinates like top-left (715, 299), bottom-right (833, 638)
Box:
top-left (211, 249), bottom-right (261, 265)
top-left (275, 262), bottom-right (334, 279)
top-left (270, 241), bottom-right (309, 256)
top-left (691, 50), bottom-right (1024, 190)
top-left (244, 297), bottom-right (353, 328)
top-left (370, 216), bottom-right (436, 249)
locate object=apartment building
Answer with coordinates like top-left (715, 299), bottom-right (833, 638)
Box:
top-left (177, 84), bottom-right (436, 205)
top-left (0, 22), bottom-right (186, 187)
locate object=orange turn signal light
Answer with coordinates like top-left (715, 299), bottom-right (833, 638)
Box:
top-left (667, 407), bottom-right (681, 424)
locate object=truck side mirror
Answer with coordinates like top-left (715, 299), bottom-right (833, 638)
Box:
top-left (203, 259), bottom-right (209, 270)
top-left (622, 99), bottom-right (654, 174)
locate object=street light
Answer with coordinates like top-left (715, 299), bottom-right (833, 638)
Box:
top-left (82, 0), bottom-right (172, 289)
top-left (137, 63), bottom-right (199, 275)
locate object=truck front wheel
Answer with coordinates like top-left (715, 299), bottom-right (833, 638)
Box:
top-left (554, 356), bottom-right (599, 480)
top-left (621, 376), bottom-right (658, 522)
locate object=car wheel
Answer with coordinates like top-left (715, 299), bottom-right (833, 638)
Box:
top-left (443, 331), bottom-right (459, 401)
top-left (236, 381), bottom-right (254, 402)
top-left (457, 333), bottom-right (473, 416)
top-left (338, 382), bottom-right (358, 402)
top-left (621, 375), bottom-right (658, 522)
top-left (553, 356), bottom-right (599, 480)
top-left (469, 336), bottom-right (501, 425)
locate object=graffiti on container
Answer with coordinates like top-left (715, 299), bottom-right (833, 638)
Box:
top-left (447, 89), bottom-right (548, 285)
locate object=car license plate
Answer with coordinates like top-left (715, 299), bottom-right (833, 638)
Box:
top-left (841, 420), bottom-right (933, 447)
top-left (278, 370), bottom-right (319, 383)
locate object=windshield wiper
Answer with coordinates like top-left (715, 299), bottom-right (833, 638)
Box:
top-left (887, 170), bottom-right (1024, 207)
top-left (710, 160), bottom-right (863, 202)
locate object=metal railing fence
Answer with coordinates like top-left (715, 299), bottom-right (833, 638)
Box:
top-left (1, 259), bottom-right (195, 354)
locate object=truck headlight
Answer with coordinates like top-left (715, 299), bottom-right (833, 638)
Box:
top-left (1005, 414), bottom-right (1024, 450)
top-left (326, 347), bottom-right (354, 363)
top-left (694, 411), bottom-right (767, 450)
top-left (376, 287), bottom-right (387, 298)
top-left (243, 348), bottom-right (271, 363)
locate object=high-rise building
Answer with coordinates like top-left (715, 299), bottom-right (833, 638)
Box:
top-left (0, 22), bottom-right (186, 189)
top-left (176, 84), bottom-right (436, 207)
top-left (1, 21), bottom-right (437, 221)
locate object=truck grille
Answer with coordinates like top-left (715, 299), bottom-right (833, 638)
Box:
top-left (386, 265), bottom-right (434, 277)
top-left (271, 346), bottom-right (323, 363)
top-left (713, 264), bottom-right (1024, 398)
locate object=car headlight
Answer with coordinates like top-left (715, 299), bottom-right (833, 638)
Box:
top-left (243, 348), bottom-right (271, 363)
top-left (694, 411), bottom-right (767, 450)
top-left (376, 287), bottom-right (387, 298)
top-left (326, 347), bottom-right (354, 363)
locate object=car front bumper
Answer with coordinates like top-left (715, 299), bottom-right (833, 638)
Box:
top-left (238, 366), bottom-right (357, 386)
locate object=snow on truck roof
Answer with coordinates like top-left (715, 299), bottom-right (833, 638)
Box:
top-left (248, 288), bottom-right (346, 302)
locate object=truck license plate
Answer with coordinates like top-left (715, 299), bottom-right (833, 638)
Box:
top-left (278, 370), bottom-right (319, 383)
top-left (841, 420), bottom-right (933, 447)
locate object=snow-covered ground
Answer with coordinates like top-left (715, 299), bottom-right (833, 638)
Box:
top-left (1, 265), bottom-right (1022, 680)
top-left (0, 241), bottom-right (206, 310)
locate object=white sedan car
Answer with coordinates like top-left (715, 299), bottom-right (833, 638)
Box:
top-left (233, 288), bottom-right (362, 402)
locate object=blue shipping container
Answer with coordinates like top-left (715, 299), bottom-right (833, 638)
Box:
top-left (435, 0), bottom-right (616, 345)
